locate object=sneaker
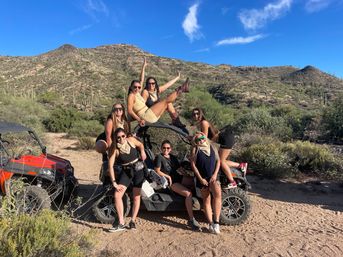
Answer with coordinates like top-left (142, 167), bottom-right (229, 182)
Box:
top-left (208, 223), bottom-right (215, 234)
top-left (222, 180), bottom-right (237, 190)
top-left (213, 223), bottom-right (220, 234)
top-left (239, 163), bottom-right (248, 174)
top-left (108, 223), bottom-right (126, 233)
top-left (129, 221), bottom-right (137, 230)
top-left (187, 218), bottom-right (202, 231)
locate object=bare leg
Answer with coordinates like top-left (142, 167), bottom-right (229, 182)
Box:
top-left (201, 187), bottom-right (212, 223)
top-left (114, 185), bottom-right (127, 225)
top-left (167, 103), bottom-right (177, 118)
top-left (219, 148), bottom-right (235, 182)
top-left (210, 181), bottom-right (222, 223)
top-left (131, 187), bottom-right (141, 222)
top-left (171, 183), bottom-right (194, 219)
top-left (150, 91), bottom-right (179, 118)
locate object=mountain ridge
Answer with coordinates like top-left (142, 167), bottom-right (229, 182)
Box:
top-left (0, 44), bottom-right (342, 110)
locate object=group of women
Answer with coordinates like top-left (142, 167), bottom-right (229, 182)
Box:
top-left (95, 58), bottom-right (247, 234)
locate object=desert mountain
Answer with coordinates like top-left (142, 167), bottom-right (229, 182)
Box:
top-left (0, 44), bottom-right (342, 110)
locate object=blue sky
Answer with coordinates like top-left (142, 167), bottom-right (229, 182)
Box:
top-left (1, 0), bottom-right (343, 78)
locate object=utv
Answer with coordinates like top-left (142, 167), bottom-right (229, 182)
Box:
top-left (92, 122), bottom-right (251, 226)
top-left (0, 121), bottom-right (78, 213)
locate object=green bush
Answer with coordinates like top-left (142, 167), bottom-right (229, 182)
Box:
top-left (37, 91), bottom-right (62, 105)
top-left (321, 96), bottom-right (343, 142)
top-left (236, 134), bottom-right (343, 179)
top-left (0, 94), bottom-right (47, 133)
top-left (68, 120), bottom-right (103, 137)
top-left (238, 141), bottom-right (293, 178)
top-left (0, 210), bottom-right (94, 257)
top-left (234, 107), bottom-right (292, 139)
top-left (284, 141), bottom-right (343, 177)
top-left (43, 107), bottom-right (83, 133)
top-left (271, 104), bottom-right (315, 139)
top-left (77, 137), bottom-right (95, 150)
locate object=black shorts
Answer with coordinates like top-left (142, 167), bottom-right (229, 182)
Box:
top-left (96, 132), bottom-right (106, 142)
top-left (171, 172), bottom-right (183, 184)
top-left (118, 166), bottom-right (145, 188)
top-left (218, 128), bottom-right (235, 149)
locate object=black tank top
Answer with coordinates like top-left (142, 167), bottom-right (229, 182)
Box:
top-left (116, 142), bottom-right (139, 165)
top-left (195, 146), bottom-right (216, 179)
top-left (146, 93), bottom-right (160, 107)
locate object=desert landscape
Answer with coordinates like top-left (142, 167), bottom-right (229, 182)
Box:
top-left (45, 133), bottom-right (343, 257)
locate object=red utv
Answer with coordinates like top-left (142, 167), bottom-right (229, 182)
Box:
top-left (0, 121), bottom-right (78, 213)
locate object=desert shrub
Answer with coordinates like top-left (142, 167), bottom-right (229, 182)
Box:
top-left (271, 104), bottom-right (315, 139)
top-left (43, 107), bottom-right (84, 132)
top-left (238, 140), bottom-right (293, 178)
top-left (284, 141), bottom-right (343, 178)
top-left (0, 94), bottom-right (47, 133)
top-left (234, 107), bottom-right (292, 139)
top-left (37, 91), bottom-right (62, 105)
top-left (0, 210), bottom-right (94, 257)
top-left (321, 96), bottom-right (343, 142)
top-left (68, 119), bottom-right (103, 137)
top-left (77, 137), bottom-right (95, 150)
top-left (236, 134), bottom-right (343, 179)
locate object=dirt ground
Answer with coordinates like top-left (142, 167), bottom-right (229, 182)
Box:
top-left (46, 133), bottom-right (343, 257)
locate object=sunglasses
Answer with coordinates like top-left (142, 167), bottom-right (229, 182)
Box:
top-left (134, 86), bottom-right (142, 89)
top-left (162, 147), bottom-right (171, 150)
top-left (117, 135), bottom-right (126, 140)
top-left (148, 82), bottom-right (156, 85)
top-left (192, 112), bottom-right (200, 116)
top-left (195, 135), bottom-right (206, 143)
top-left (113, 107), bottom-right (123, 112)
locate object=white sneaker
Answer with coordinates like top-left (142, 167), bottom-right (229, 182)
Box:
top-left (213, 223), bottom-right (220, 234)
top-left (208, 223), bottom-right (215, 234)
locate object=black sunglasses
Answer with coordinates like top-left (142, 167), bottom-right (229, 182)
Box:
top-left (117, 135), bottom-right (126, 140)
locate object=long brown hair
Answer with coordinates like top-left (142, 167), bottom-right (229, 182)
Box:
top-left (108, 127), bottom-right (126, 158)
top-left (107, 103), bottom-right (130, 134)
top-left (191, 108), bottom-right (219, 136)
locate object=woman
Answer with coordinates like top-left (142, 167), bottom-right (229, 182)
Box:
top-left (190, 132), bottom-right (221, 234)
top-left (191, 108), bottom-right (248, 189)
top-left (127, 77), bottom-right (190, 127)
top-left (140, 58), bottom-right (185, 128)
top-left (95, 103), bottom-right (130, 161)
top-left (154, 140), bottom-right (201, 231)
top-left (107, 128), bottom-right (146, 232)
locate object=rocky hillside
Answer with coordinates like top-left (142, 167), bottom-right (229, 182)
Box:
top-left (0, 44), bottom-right (342, 110)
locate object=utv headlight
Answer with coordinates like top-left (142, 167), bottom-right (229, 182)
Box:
top-left (40, 168), bottom-right (55, 178)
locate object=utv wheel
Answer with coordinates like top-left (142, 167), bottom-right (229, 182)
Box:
top-left (18, 186), bottom-right (52, 214)
top-left (220, 187), bottom-right (251, 226)
top-left (93, 192), bottom-right (131, 224)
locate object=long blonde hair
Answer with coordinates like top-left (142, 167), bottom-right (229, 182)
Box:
top-left (108, 103), bottom-right (130, 134)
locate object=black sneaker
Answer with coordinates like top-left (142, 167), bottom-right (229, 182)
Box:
top-left (108, 224), bottom-right (126, 233)
top-left (187, 218), bottom-right (202, 231)
top-left (129, 221), bottom-right (137, 230)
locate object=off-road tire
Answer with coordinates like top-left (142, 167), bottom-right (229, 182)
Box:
top-left (93, 192), bottom-right (131, 224)
top-left (220, 187), bottom-right (251, 226)
top-left (18, 185), bottom-right (52, 214)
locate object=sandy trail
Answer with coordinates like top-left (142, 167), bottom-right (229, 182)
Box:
top-left (46, 133), bottom-right (343, 257)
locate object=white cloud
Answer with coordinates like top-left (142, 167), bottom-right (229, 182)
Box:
top-left (216, 34), bottom-right (265, 46)
top-left (83, 0), bottom-right (109, 21)
top-left (305, 0), bottom-right (331, 13)
top-left (239, 0), bottom-right (292, 30)
top-left (182, 3), bottom-right (203, 42)
top-left (69, 24), bottom-right (93, 35)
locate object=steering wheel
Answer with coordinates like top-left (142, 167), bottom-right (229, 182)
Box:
top-left (17, 148), bottom-right (33, 158)
top-left (1, 139), bottom-right (10, 147)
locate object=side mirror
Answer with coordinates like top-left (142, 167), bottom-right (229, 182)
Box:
top-left (42, 146), bottom-right (47, 155)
